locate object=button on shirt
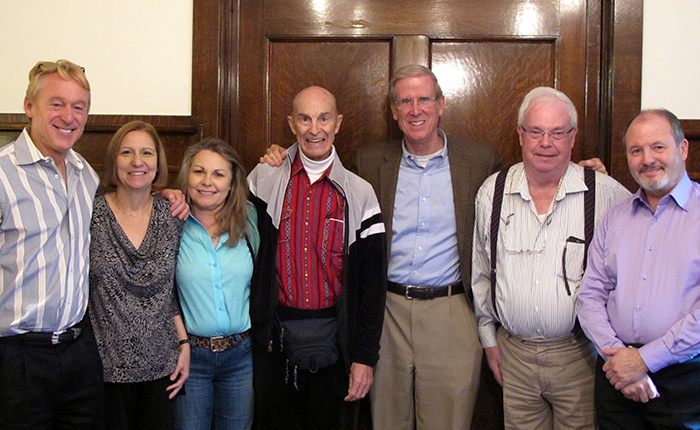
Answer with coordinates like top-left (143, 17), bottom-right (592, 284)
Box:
top-left (177, 215), bottom-right (254, 337)
top-left (472, 163), bottom-right (630, 347)
top-left (0, 129), bottom-right (99, 336)
top-left (276, 154), bottom-right (345, 309)
top-left (578, 173), bottom-right (700, 373)
top-left (389, 131), bottom-right (460, 286)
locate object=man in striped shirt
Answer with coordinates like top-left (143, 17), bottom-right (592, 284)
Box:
top-left (471, 87), bottom-right (630, 429)
top-left (0, 60), bottom-right (186, 429)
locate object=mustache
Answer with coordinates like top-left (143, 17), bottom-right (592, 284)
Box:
top-left (639, 164), bottom-right (664, 173)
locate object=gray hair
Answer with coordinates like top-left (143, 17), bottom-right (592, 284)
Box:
top-left (388, 65), bottom-right (443, 102)
top-left (517, 87), bottom-right (578, 128)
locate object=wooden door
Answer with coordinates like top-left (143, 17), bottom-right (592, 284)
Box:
top-left (227, 2), bottom-right (600, 429)
top-left (233, 0), bottom-right (603, 174)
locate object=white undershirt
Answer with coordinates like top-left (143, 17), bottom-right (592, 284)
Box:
top-left (299, 146), bottom-right (336, 184)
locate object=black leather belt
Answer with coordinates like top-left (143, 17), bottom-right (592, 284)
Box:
top-left (14, 326), bottom-right (82, 345)
top-left (387, 281), bottom-right (464, 300)
top-left (188, 330), bottom-right (251, 352)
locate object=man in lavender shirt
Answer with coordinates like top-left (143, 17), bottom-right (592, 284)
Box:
top-left (578, 109), bottom-right (700, 429)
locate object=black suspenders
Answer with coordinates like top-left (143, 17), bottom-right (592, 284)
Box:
top-left (489, 168), bottom-right (596, 314)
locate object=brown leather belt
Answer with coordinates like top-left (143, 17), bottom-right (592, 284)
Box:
top-left (387, 281), bottom-right (464, 300)
top-left (188, 329), bottom-right (251, 352)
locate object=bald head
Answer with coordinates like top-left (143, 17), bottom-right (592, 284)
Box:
top-left (287, 86), bottom-right (343, 161)
top-left (291, 86), bottom-right (338, 116)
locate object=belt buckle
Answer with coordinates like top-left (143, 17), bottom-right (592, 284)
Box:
top-left (210, 336), bottom-right (225, 352)
top-left (405, 285), bottom-right (417, 300)
top-left (51, 330), bottom-right (65, 345)
top-left (51, 327), bottom-right (82, 345)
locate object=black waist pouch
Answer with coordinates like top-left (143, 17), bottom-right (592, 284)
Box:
top-left (276, 305), bottom-right (338, 371)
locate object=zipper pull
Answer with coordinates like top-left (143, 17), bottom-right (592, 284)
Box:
top-left (279, 326), bottom-right (284, 352)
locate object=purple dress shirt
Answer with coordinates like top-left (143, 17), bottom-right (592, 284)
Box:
top-left (578, 173), bottom-right (700, 373)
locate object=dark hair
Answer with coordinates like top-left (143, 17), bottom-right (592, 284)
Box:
top-left (623, 109), bottom-right (685, 147)
top-left (102, 121), bottom-right (168, 192)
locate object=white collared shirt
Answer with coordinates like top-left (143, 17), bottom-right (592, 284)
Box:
top-left (472, 162), bottom-right (630, 347)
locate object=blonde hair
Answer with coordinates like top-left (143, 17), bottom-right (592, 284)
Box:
top-left (26, 60), bottom-right (91, 107)
top-left (175, 138), bottom-right (249, 247)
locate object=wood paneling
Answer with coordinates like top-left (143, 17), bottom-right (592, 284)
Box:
top-left (268, 40), bottom-right (391, 163)
top-left (0, 113), bottom-right (198, 185)
top-left (432, 40), bottom-right (555, 168)
top-left (236, 0), bottom-right (595, 173)
top-left (266, 0), bottom-right (560, 36)
top-left (607, 0), bottom-right (644, 190)
top-left (681, 119), bottom-right (700, 182)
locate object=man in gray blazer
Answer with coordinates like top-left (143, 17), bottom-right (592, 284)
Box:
top-left (351, 65), bottom-right (501, 430)
top-left (260, 66), bottom-right (605, 430)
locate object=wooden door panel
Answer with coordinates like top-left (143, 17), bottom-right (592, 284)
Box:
top-left (266, 0), bottom-right (559, 36)
top-left (269, 40), bottom-right (391, 162)
top-left (239, 0), bottom-right (590, 172)
top-left (433, 40), bottom-right (556, 166)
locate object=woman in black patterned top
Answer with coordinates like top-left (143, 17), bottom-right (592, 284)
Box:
top-left (88, 121), bottom-right (190, 429)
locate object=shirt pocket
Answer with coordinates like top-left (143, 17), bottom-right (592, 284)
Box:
top-left (323, 215), bottom-right (345, 256)
top-left (557, 237), bottom-right (586, 291)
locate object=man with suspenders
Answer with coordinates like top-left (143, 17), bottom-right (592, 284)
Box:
top-left (471, 87), bottom-right (630, 429)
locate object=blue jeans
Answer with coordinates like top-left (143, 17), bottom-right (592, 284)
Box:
top-left (174, 336), bottom-right (253, 430)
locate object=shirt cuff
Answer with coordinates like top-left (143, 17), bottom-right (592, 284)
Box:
top-left (638, 339), bottom-right (675, 373)
top-left (478, 324), bottom-right (498, 349)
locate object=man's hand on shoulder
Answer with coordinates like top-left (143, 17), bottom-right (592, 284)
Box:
top-left (344, 362), bottom-right (373, 402)
top-left (159, 189), bottom-right (190, 220)
top-left (578, 157), bottom-right (607, 174)
top-left (260, 144), bottom-right (287, 167)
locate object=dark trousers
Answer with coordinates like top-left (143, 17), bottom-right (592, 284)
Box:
top-left (253, 342), bottom-right (359, 430)
top-left (0, 318), bottom-right (105, 430)
top-left (596, 355), bottom-right (700, 429)
top-left (105, 376), bottom-right (175, 430)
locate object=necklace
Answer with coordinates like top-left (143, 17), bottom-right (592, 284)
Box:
top-left (110, 195), bottom-right (153, 218)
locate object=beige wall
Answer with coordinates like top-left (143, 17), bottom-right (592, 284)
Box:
top-left (642, 0), bottom-right (700, 118)
top-left (0, 1), bottom-right (697, 118)
top-left (0, 0), bottom-right (193, 115)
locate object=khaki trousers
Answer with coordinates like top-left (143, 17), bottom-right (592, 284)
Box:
top-left (497, 327), bottom-right (596, 430)
top-left (370, 291), bottom-right (482, 430)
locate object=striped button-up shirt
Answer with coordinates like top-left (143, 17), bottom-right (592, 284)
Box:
top-left (276, 154), bottom-right (345, 309)
top-left (472, 162), bottom-right (630, 348)
top-left (0, 129), bottom-right (99, 336)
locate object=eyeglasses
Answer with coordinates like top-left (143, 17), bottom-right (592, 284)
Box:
top-left (521, 126), bottom-right (574, 142)
top-left (502, 214), bottom-right (546, 254)
top-left (394, 96), bottom-right (439, 111)
top-left (562, 235), bottom-right (585, 296)
top-left (35, 62), bottom-right (86, 73)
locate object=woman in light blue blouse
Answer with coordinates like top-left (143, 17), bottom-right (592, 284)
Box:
top-left (173, 138), bottom-right (259, 430)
